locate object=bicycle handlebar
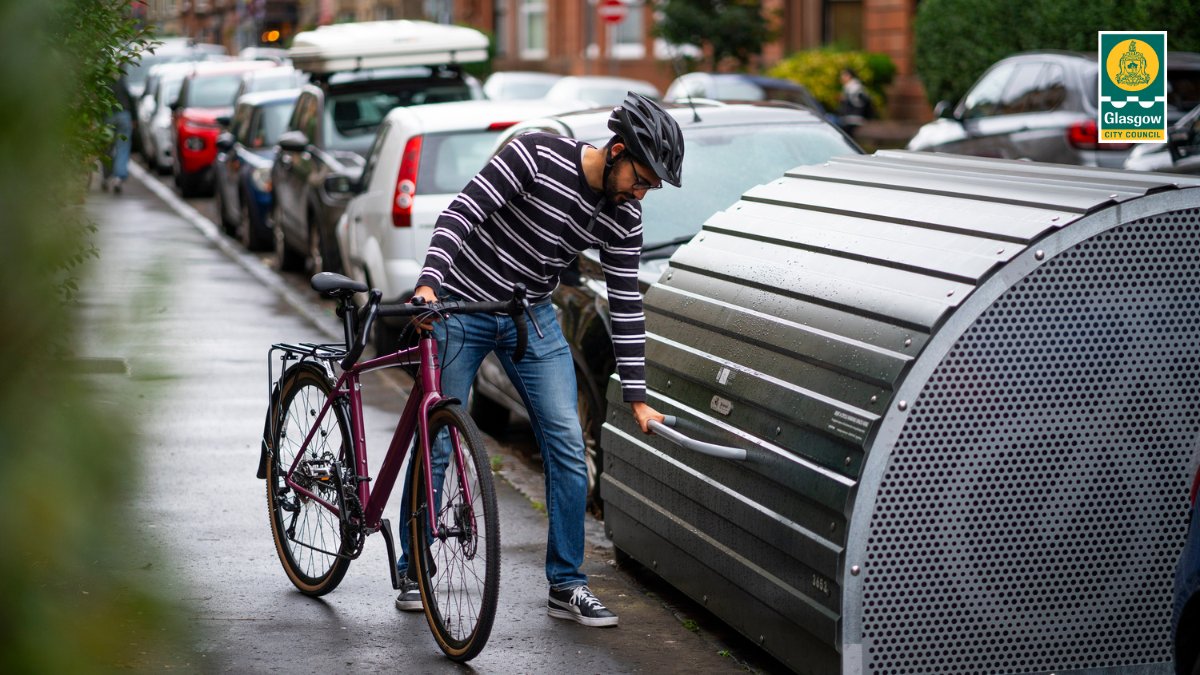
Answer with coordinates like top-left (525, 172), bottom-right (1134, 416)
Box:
top-left (340, 284), bottom-right (537, 370)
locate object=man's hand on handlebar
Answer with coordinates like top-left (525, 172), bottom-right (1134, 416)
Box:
top-left (411, 285), bottom-right (439, 330)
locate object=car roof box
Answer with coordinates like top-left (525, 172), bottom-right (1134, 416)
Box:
top-left (288, 20), bottom-right (489, 74)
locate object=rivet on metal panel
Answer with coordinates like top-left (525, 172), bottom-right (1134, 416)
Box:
top-left (851, 565), bottom-right (860, 576)
top-left (904, 338), bottom-right (912, 348)
top-left (703, 595), bottom-right (708, 604)
top-left (869, 395), bottom-right (878, 404)
top-left (652, 560), bottom-right (658, 569)
top-left (845, 455), bottom-right (853, 466)
top-left (1109, 193), bottom-right (1118, 198)
top-left (1035, 250), bottom-right (1046, 260)
top-left (775, 426), bottom-right (781, 436)
top-left (698, 235), bottom-right (705, 242)
top-left (667, 379), bottom-right (672, 388)
top-left (947, 290), bottom-right (955, 297)
top-left (1050, 215), bottom-right (1060, 222)
top-left (830, 521), bottom-right (837, 532)
top-left (898, 400), bottom-right (908, 411)
top-left (758, 635), bottom-right (765, 645)
top-left (997, 248), bottom-right (1004, 254)
top-left (667, 271), bottom-right (673, 280)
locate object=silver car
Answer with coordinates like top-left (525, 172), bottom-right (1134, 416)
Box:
top-left (908, 51), bottom-right (1200, 168)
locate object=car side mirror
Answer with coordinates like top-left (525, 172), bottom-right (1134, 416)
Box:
top-left (277, 130), bottom-right (309, 153)
top-left (169, 98), bottom-right (182, 112)
top-left (216, 132), bottom-right (235, 152)
top-left (324, 173), bottom-right (360, 196)
top-left (216, 114), bottom-right (232, 128)
top-left (933, 100), bottom-right (957, 120)
top-left (1167, 125), bottom-right (1192, 161)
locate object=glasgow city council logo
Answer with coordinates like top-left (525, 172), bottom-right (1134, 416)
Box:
top-left (1098, 31), bottom-right (1167, 143)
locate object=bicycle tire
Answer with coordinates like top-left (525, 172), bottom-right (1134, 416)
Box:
top-left (409, 404), bottom-right (500, 661)
top-left (266, 361), bottom-right (356, 596)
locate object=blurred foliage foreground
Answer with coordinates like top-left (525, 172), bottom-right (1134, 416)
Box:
top-left (0, 2), bottom-right (192, 672)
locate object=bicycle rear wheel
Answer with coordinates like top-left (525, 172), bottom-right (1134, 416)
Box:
top-left (267, 362), bottom-right (356, 596)
top-left (410, 404), bottom-right (500, 661)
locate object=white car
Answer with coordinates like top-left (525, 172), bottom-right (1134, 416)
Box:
top-left (138, 62), bottom-right (198, 174)
top-left (543, 75), bottom-right (660, 107)
top-left (335, 99), bottom-right (583, 346)
top-left (482, 71), bottom-right (563, 100)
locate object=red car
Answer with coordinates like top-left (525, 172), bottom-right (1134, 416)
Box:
top-left (171, 60), bottom-right (279, 197)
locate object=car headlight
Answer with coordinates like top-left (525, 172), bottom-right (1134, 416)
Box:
top-left (251, 166), bottom-right (271, 193)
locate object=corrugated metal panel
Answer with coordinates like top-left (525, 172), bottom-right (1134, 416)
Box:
top-left (601, 150), bottom-right (1200, 674)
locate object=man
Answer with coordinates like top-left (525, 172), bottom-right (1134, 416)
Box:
top-left (394, 92), bottom-right (685, 627)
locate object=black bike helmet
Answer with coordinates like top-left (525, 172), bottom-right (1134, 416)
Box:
top-left (607, 91), bottom-right (685, 188)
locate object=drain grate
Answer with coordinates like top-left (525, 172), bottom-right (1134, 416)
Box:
top-left (862, 209), bottom-right (1200, 674)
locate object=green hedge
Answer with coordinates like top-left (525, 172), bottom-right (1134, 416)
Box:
top-left (767, 47), bottom-right (896, 117)
top-left (915, 0), bottom-right (1200, 106)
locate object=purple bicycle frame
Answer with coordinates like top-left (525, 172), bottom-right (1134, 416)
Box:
top-left (281, 333), bottom-right (475, 538)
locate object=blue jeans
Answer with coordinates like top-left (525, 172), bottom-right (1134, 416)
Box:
top-left (106, 110), bottom-right (132, 180)
top-left (397, 299), bottom-right (589, 590)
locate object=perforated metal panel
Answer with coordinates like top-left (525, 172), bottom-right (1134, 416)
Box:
top-left (862, 209), bottom-right (1200, 673)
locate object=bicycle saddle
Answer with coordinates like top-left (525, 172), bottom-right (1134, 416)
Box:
top-left (311, 272), bottom-right (368, 298)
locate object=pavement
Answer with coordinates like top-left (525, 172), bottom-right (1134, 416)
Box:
top-left (78, 163), bottom-right (783, 673)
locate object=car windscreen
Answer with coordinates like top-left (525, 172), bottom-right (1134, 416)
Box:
top-left (1168, 69), bottom-right (1200, 113)
top-left (256, 100), bottom-right (295, 148)
top-left (594, 123), bottom-right (858, 246)
top-left (324, 84), bottom-right (475, 154)
top-left (418, 130), bottom-right (506, 195)
top-left (187, 74), bottom-right (242, 108)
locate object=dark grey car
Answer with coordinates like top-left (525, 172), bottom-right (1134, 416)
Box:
top-left (271, 67), bottom-right (482, 275)
top-left (470, 101), bottom-right (862, 508)
top-left (908, 50), bottom-right (1200, 168)
top-left (1125, 102), bottom-right (1200, 175)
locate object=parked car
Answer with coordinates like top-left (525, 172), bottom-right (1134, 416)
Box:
top-left (213, 89), bottom-right (300, 250)
top-left (1125, 102), bottom-right (1200, 175)
top-left (334, 98), bottom-right (584, 350)
top-left (664, 72), bottom-right (826, 115)
top-left (1177, 464), bottom-right (1200, 675)
top-left (272, 21), bottom-right (488, 275)
top-left (908, 51), bottom-right (1200, 168)
top-left (543, 75), bottom-right (660, 107)
top-left (483, 71), bottom-right (564, 100)
top-left (233, 66), bottom-right (307, 101)
top-left (138, 62), bottom-right (199, 174)
top-left (126, 39), bottom-right (227, 154)
top-left (171, 60), bottom-right (281, 196)
top-left (472, 101), bottom-right (862, 507)
top-left (238, 46), bottom-right (290, 64)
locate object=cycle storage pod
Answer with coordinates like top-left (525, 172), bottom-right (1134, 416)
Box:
top-left (600, 151), bottom-right (1200, 674)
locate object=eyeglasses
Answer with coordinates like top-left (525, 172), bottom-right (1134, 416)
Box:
top-left (627, 156), bottom-right (662, 191)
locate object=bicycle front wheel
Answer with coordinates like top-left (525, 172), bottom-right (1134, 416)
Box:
top-left (410, 404), bottom-right (500, 662)
top-left (266, 362), bottom-right (356, 596)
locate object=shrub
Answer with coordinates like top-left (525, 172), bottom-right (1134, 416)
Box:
top-left (767, 47), bottom-right (896, 117)
top-left (915, 0), bottom-right (1200, 106)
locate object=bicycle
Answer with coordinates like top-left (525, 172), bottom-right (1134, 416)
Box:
top-left (257, 271), bottom-right (541, 661)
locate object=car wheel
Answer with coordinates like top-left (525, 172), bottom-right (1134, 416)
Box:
top-left (575, 370), bottom-right (605, 513)
top-left (306, 221), bottom-right (325, 274)
top-left (273, 204), bottom-right (304, 272)
top-left (214, 183), bottom-right (236, 235)
top-left (239, 191), bottom-right (270, 251)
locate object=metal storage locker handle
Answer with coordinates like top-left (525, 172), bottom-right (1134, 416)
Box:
top-left (648, 416), bottom-right (747, 461)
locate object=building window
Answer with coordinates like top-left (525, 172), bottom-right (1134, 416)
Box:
top-left (519, 0), bottom-right (547, 60)
top-left (494, 0), bottom-right (508, 57)
top-left (612, 1), bottom-right (644, 60)
top-left (825, 0), bottom-right (862, 49)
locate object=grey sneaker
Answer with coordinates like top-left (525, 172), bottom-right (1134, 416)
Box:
top-left (547, 585), bottom-right (618, 627)
top-left (394, 576), bottom-right (422, 612)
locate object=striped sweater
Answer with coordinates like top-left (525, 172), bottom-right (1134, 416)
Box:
top-left (417, 132), bottom-right (647, 402)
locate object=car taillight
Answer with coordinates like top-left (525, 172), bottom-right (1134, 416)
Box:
top-left (392, 134), bottom-right (422, 228)
top-left (1068, 120), bottom-right (1133, 150)
top-left (487, 121), bottom-right (517, 131)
